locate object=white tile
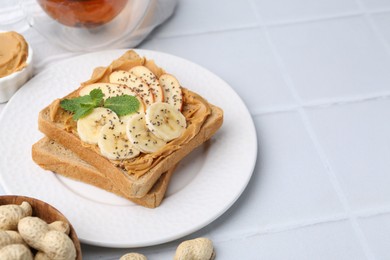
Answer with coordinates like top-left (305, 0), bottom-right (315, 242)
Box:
top-left (203, 112), bottom-right (344, 239)
top-left (153, 0), bottom-right (258, 38)
top-left (268, 16), bottom-right (390, 102)
top-left (147, 29), bottom-right (296, 113)
top-left (359, 214), bottom-right (390, 260)
top-left (214, 221), bottom-right (366, 260)
top-left (371, 12), bottom-right (390, 46)
top-left (360, 0), bottom-right (390, 11)
top-left (307, 99), bottom-right (390, 211)
top-left (251, 0), bottom-right (359, 23)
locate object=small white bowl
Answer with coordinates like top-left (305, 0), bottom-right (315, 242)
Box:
top-left (0, 43), bottom-right (33, 103)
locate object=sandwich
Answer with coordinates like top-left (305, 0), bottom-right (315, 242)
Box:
top-left (32, 50), bottom-right (223, 206)
top-left (32, 137), bottom-right (174, 208)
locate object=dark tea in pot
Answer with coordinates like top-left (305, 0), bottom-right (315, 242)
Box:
top-left (37, 0), bottom-right (128, 28)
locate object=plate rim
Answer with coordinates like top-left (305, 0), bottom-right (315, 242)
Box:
top-left (0, 48), bottom-right (258, 247)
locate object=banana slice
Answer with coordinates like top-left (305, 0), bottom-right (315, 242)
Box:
top-left (119, 112), bottom-right (139, 125)
top-left (145, 102), bottom-right (186, 142)
top-left (126, 113), bottom-right (166, 153)
top-left (159, 74), bottom-right (183, 111)
top-left (79, 83), bottom-right (145, 113)
top-left (77, 107), bottom-right (119, 144)
top-left (109, 70), bottom-right (154, 107)
top-left (98, 119), bottom-right (140, 160)
top-left (129, 66), bottom-right (164, 102)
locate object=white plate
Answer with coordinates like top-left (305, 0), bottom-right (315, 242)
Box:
top-left (0, 49), bottom-right (257, 248)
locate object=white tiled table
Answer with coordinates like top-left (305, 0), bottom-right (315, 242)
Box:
top-left (1, 0), bottom-right (390, 259)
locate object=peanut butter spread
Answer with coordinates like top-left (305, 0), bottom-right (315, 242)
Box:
top-left (49, 50), bottom-right (211, 178)
top-left (0, 31), bottom-right (28, 78)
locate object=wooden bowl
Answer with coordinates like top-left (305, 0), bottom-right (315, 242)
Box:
top-left (0, 195), bottom-right (82, 260)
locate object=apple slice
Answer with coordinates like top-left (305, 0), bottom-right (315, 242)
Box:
top-left (79, 83), bottom-right (146, 113)
top-left (109, 70), bottom-right (154, 107)
top-left (159, 74), bottom-right (183, 111)
top-left (129, 66), bottom-right (164, 102)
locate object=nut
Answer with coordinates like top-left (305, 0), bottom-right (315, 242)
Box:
top-left (120, 252), bottom-right (147, 260)
top-left (174, 237), bottom-right (215, 260)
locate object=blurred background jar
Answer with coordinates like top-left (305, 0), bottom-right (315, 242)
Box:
top-left (21, 0), bottom-right (178, 52)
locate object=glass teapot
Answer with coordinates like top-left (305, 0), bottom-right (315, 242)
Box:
top-left (20, 0), bottom-right (177, 52)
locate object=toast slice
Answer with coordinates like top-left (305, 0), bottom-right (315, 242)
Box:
top-left (38, 104), bottom-right (223, 198)
top-left (32, 137), bottom-right (175, 208)
top-left (36, 50), bottom-right (224, 198)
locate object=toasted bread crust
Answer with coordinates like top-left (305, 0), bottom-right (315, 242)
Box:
top-left (32, 138), bottom-right (175, 208)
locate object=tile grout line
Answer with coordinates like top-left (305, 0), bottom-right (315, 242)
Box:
top-left (302, 91), bottom-right (390, 108)
top-left (352, 3), bottom-right (390, 256)
top-left (354, 0), bottom-right (390, 59)
top-left (212, 206), bottom-right (390, 247)
top-left (352, 1), bottom-right (390, 259)
top-left (214, 208), bottom-right (390, 248)
top-left (152, 12), bottom-right (359, 40)
top-left (151, 0), bottom-right (390, 253)
top-left (153, 23), bottom-right (260, 40)
top-left (296, 108), bottom-right (376, 260)
top-left (355, 207), bottom-right (390, 219)
top-left (264, 11), bottom-right (363, 27)
top-left (250, 91), bottom-right (390, 117)
top-left (153, 9), bottom-right (390, 41)
top-left (247, 0), bottom-right (376, 258)
top-left (212, 213), bottom-right (350, 244)
top-left (263, 9), bottom-right (390, 28)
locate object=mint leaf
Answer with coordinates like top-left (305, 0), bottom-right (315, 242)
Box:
top-left (59, 89), bottom-right (138, 120)
top-left (73, 95), bottom-right (93, 106)
top-left (90, 88), bottom-right (104, 104)
top-left (60, 99), bottom-right (80, 113)
top-left (75, 90), bottom-right (103, 108)
top-left (104, 95), bottom-right (140, 116)
top-left (60, 89), bottom-right (104, 120)
top-left (73, 106), bottom-right (94, 120)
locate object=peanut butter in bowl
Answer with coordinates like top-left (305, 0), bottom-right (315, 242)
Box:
top-left (0, 31), bottom-right (33, 103)
top-left (0, 31), bottom-right (29, 78)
